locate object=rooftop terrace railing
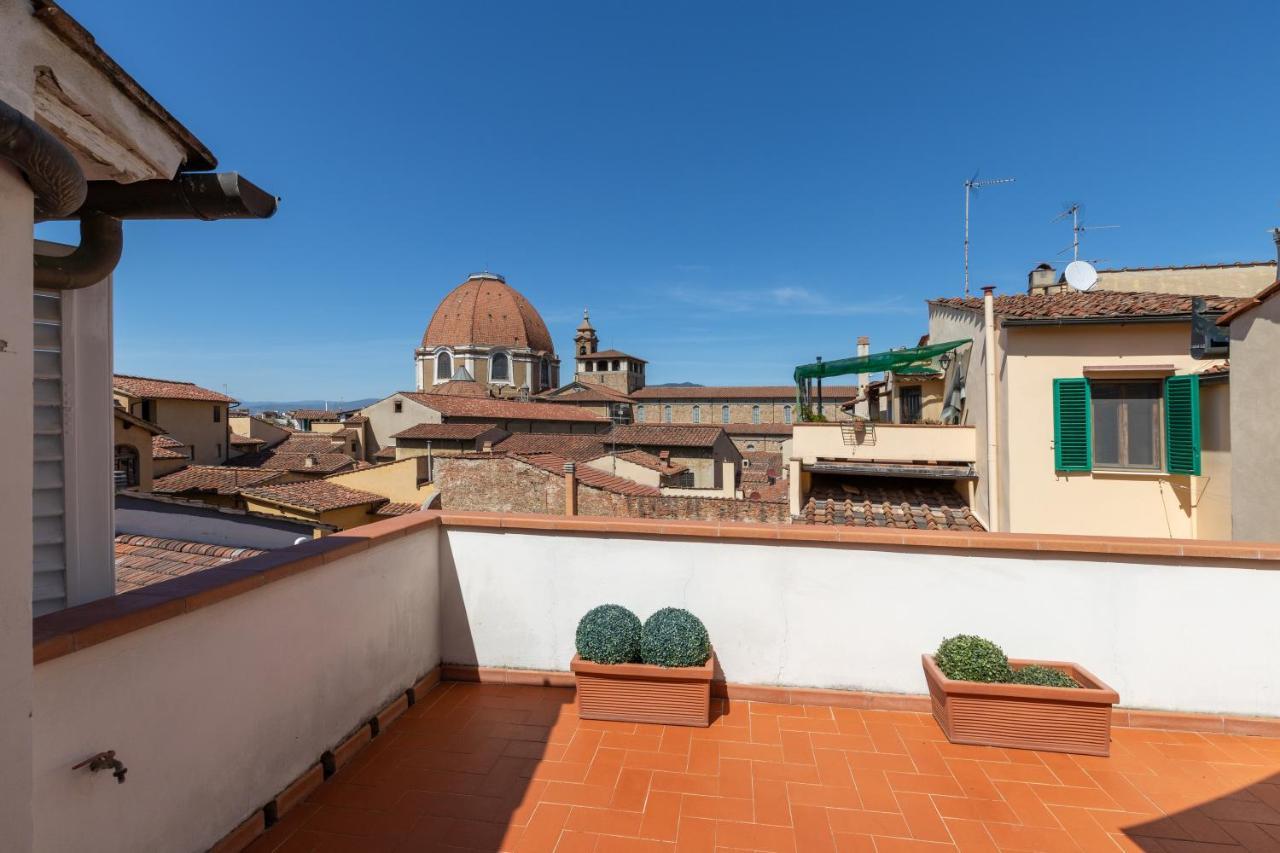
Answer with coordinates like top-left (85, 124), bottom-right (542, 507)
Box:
top-left (29, 511), bottom-right (1280, 852)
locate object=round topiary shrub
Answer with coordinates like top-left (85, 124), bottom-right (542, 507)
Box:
top-left (934, 634), bottom-right (1013, 684)
top-left (575, 604), bottom-right (642, 664)
top-left (640, 608), bottom-right (711, 668)
top-left (1008, 664), bottom-right (1078, 689)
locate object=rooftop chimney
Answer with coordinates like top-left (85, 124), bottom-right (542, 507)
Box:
top-left (304, 453), bottom-right (317, 468)
top-left (563, 462), bottom-right (577, 517)
top-left (1027, 263), bottom-right (1059, 295)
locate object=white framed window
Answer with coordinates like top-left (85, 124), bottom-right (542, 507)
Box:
top-left (691, 405), bottom-right (701, 424)
top-left (490, 351), bottom-right (510, 382)
top-left (436, 351), bottom-right (452, 381)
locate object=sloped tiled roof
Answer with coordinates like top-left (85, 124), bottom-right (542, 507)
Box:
top-left (113, 374), bottom-right (237, 403)
top-left (606, 424), bottom-right (725, 448)
top-left (375, 502), bottom-right (421, 517)
top-left (424, 379), bottom-right (491, 397)
top-left (289, 409), bottom-right (344, 421)
top-left (539, 382), bottom-right (634, 403)
top-left (399, 392), bottom-right (607, 423)
top-left (514, 453), bottom-right (661, 496)
top-left (599, 448), bottom-right (688, 476)
top-left (1216, 279), bottom-right (1280, 326)
top-left (240, 480), bottom-right (387, 513)
top-left (632, 385), bottom-right (857, 400)
top-left (151, 434), bottom-right (188, 460)
top-left (373, 446), bottom-right (397, 460)
top-left (115, 534), bottom-right (265, 593)
top-left (743, 451), bottom-right (784, 477)
top-left (493, 433), bottom-right (608, 460)
top-left (229, 434), bottom-right (265, 447)
top-left (393, 422), bottom-right (503, 441)
top-left (803, 478), bottom-right (983, 531)
top-left (226, 452), bottom-right (356, 475)
top-left (153, 465), bottom-right (284, 496)
top-left (929, 291), bottom-right (1242, 324)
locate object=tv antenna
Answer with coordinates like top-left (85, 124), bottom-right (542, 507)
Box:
top-left (1053, 203), bottom-right (1118, 261)
top-left (963, 171), bottom-right (1016, 297)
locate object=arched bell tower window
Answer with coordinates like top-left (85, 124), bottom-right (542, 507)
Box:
top-left (490, 352), bottom-right (510, 382)
top-left (436, 351), bottom-right (453, 381)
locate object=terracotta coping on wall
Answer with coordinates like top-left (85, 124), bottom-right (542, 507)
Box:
top-left (441, 664), bottom-right (1280, 739)
top-left (31, 510), bottom-right (1280, 665)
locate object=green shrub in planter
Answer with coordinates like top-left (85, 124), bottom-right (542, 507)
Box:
top-left (934, 635), bottom-right (1013, 684)
top-left (640, 608), bottom-right (711, 668)
top-left (1009, 664), bottom-right (1078, 689)
top-left (575, 604), bottom-right (642, 664)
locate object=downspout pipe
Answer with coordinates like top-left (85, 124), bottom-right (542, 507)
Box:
top-left (0, 96), bottom-right (86, 218)
top-left (982, 286), bottom-right (1001, 532)
top-left (34, 211), bottom-right (122, 290)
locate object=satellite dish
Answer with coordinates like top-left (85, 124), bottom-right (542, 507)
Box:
top-left (1064, 260), bottom-right (1098, 291)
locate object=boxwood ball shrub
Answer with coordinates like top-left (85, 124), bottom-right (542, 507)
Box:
top-left (934, 634), bottom-right (1013, 684)
top-left (1009, 664), bottom-right (1078, 689)
top-left (641, 607), bottom-right (711, 668)
top-left (575, 604), bottom-right (642, 664)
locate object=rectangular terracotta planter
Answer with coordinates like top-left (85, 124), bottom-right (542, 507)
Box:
top-left (571, 654), bottom-right (714, 727)
top-left (923, 655), bottom-right (1119, 756)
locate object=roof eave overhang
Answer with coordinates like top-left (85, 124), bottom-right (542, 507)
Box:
top-left (1001, 314), bottom-right (1204, 327)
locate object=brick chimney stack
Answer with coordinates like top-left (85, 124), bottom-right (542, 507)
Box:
top-left (563, 462), bottom-right (577, 516)
top-left (1027, 263), bottom-right (1059, 295)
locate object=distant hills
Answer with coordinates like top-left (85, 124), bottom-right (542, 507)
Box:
top-left (648, 382), bottom-right (703, 387)
top-left (237, 397), bottom-right (381, 414)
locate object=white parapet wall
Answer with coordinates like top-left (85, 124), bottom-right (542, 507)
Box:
top-left (32, 525), bottom-right (440, 853)
top-left (440, 526), bottom-right (1280, 719)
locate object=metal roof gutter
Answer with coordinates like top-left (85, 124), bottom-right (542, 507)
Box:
top-left (1000, 314), bottom-right (1208, 327)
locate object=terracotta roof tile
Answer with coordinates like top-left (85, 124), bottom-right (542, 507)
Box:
top-left (240, 480), bottom-right (388, 513)
top-left (601, 448), bottom-right (688, 476)
top-left (421, 275), bottom-right (555, 352)
top-left (929, 290), bottom-right (1243, 323)
top-left (743, 451), bottom-right (784, 476)
top-left (632, 385), bottom-right (856, 400)
top-left (152, 465), bottom-right (284, 496)
top-left (492, 433), bottom-right (607, 460)
top-left (113, 373), bottom-right (237, 403)
top-left (114, 534), bottom-right (265, 593)
top-left (399, 392), bottom-right (606, 423)
top-left (1216, 279), bottom-right (1280, 326)
top-left (538, 382), bottom-right (635, 403)
top-left (375, 502), bottom-right (422, 517)
top-left (802, 478), bottom-right (983, 531)
top-left (226, 452), bottom-right (356, 474)
top-left (422, 380), bottom-right (492, 397)
top-left (113, 407), bottom-right (165, 434)
top-left (393, 422), bottom-right (504, 441)
top-left (373, 446), bottom-right (397, 460)
top-left (229, 434), bottom-right (265, 446)
top-left (151, 434), bottom-right (188, 460)
top-left (514, 453), bottom-right (661, 496)
top-left (606, 424), bottom-right (725, 448)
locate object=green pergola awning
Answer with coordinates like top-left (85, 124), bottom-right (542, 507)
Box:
top-left (793, 339), bottom-right (970, 384)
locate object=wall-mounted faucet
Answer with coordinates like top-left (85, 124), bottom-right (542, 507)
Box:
top-left (73, 750), bottom-right (127, 784)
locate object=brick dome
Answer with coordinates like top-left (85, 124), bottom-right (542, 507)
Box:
top-left (421, 274), bottom-right (555, 354)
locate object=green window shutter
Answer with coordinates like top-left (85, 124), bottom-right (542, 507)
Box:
top-left (1053, 378), bottom-right (1091, 472)
top-left (1165, 374), bottom-right (1201, 475)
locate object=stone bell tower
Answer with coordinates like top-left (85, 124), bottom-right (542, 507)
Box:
top-left (574, 309), bottom-right (598, 357)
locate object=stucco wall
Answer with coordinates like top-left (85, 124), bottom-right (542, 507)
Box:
top-left (927, 306), bottom-right (988, 525)
top-left (112, 416), bottom-right (154, 491)
top-left (1197, 381), bottom-right (1232, 541)
top-left (1001, 323), bottom-right (1224, 538)
top-left (362, 394), bottom-right (442, 454)
top-left (1230, 295), bottom-right (1280, 541)
top-left (328, 457), bottom-right (432, 504)
top-left (118, 396), bottom-right (230, 465)
top-left (33, 527), bottom-right (440, 853)
top-left (440, 527), bottom-right (1280, 717)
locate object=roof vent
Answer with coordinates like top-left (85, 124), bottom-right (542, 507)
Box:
top-left (467, 272), bottom-right (506, 283)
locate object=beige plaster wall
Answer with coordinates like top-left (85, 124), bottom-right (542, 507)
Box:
top-left (1001, 323), bottom-right (1223, 537)
top-left (362, 395), bottom-right (442, 454)
top-left (792, 423), bottom-right (977, 466)
top-left (1093, 264), bottom-right (1275, 297)
top-left (1196, 381), bottom-right (1231, 541)
top-left (121, 397), bottom-right (230, 465)
top-left (229, 414), bottom-right (290, 447)
top-left (1229, 293), bottom-right (1280, 540)
top-left (927, 306), bottom-right (988, 526)
top-left (113, 417), bottom-right (154, 492)
top-left (33, 527), bottom-right (440, 853)
top-left (583, 455), bottom-right (662, 487)
top-left (328, 457), bottom-right (433, 504)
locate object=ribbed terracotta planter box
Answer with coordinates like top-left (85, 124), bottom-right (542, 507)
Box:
top-left (571, 654), bottom-right (714, 727)
top-left (923, 655), bottom-right (1119, 756)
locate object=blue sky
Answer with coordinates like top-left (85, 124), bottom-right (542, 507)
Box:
top-left (38, 2), bottom-right (1280, 401)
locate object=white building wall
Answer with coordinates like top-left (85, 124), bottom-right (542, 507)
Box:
top-left (442, 528), bottom-right (1280, 718)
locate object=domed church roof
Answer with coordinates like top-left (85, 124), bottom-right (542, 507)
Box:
top-left (421, 273), bottom-right (555, 354)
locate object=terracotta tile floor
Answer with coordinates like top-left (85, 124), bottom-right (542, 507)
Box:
top-left (248, 683), bottom-right (1280, 852)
